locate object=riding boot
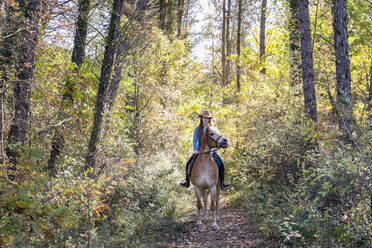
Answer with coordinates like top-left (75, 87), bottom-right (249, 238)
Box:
top-left (180, 164), bottom-right (191, 188)
top-left (180, 174), bottom-right (190, 188)
top-left (220, 169), bottom-right (230, 190)
top-left (180, 154), bottom-right (198, 188)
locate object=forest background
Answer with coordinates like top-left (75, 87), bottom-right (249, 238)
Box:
top-left (0, 0), bottom-right (371, 247)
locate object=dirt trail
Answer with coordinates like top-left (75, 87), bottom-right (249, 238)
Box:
top-left (165, 197), bottom-right (268, 248)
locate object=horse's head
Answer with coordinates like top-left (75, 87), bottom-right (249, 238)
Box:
top-left (205, 125), bottom-right (230, 149)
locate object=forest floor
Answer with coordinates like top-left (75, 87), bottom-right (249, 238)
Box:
top-left (138, 195), bottom-right (270, 248)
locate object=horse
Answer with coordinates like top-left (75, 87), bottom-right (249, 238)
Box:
top-left (190, 124), bottom-right (230, 230)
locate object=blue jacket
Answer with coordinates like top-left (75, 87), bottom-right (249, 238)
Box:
top-left (193, 126), bottom-right (203, 151)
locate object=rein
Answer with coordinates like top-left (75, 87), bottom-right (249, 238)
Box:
top-left (200, 147), bottom-right (224, 155)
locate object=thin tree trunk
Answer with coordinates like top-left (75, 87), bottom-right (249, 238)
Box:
top-left (226, 0), bottom-right (231, 83)
top-left (0, 2), bottom-right (15, 164)
top-left (181, 0), bottom-right (191, 37)
top-left (298, 0), bottom-right (317, 122)
top-left (159, 0), bottom-right (166, 31)
top-left (166, 0), bottom-right (175, 35)
top-left (6, 0), bottom-right (42, 165)
top-left (221, 0), bottom-right (226, 86)
top-left (288, 0), bottom-right (301, 87)
top-left (0, 88), bottom-right (3, 163)
top-left (259, 0), bottom-right (267, 75)
top-left (176, 0), bottom-right (184, 36)
top-left (107, 0), bottom-right (150, 110)
top-left (332, 0), bottom-right (354, 135)
top-left (85, 0), bottom-right (124, 173)
top-left (47, 0), bottom-right (91, 175)
top-left (367, 63), bottom-right (371, 118)
top-left (236, 0), bottom-right (242, 92)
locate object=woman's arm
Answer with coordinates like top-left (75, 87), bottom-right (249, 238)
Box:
top-left (193, 127), bottom-right (199, 153)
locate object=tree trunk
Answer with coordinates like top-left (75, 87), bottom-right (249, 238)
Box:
top-left (176, 0), bottom-right (184, 36)
top-left (166, 0), bottom-right (175, 35)
top-left (47, 0), bottom-right (91, 175)
top-left (366, 62), bottom-right (371, 118)
top-left (236, 0), bottom-right (242, 92)
top-left (64, 0), bottom-right (91, 106)
top-left (332, 0), bottom-right (354, 135)
top-left (85, 0), bottom-right (124, 173)
top-left (298, 0), bottom-right (317, 122)
top-left (0, 87), bottom-right (3, 163)
top-left (226, 0), bottom-right (231, 83)
top-left (288, 0), bottom-right (301, 87)
top-left (6, 0), bottom-right (42, 165)
top-left (107, 0), bottom-right (150, 111)
top-left (259, 0), bottom-right (267, 75)
top-left (181, 0), bottom-right (191, 37)
top-left (159, 0), bottom-right (166, 31)
top-left (0, 2), bottom-right (16, 163)
top-left (221, 0), bottom-right (226, 86)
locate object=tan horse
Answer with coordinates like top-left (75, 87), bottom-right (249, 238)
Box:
top-left (190, 124), bottom-right (230, 230)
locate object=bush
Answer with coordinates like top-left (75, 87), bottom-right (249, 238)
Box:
top-left (231, 118), bottom-right (372, 247)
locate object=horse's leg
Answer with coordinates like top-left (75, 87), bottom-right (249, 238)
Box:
top-left (202, 190), bottom-right (208, 221)
top-left (210, 185), bottom-right (218, 230)
top-left (194, 187), bottom-right (203, 226)
top-left (216, 183), bottom-right (220, 220)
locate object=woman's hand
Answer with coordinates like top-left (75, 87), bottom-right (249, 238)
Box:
top-left (193, 150), bottom-right (199, 154)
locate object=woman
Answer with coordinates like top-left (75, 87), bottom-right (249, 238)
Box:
top-left (180, 110), bottom-right (230, 190)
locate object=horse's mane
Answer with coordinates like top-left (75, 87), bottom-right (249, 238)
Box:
top-left (208, 126), bottom-right (220, 134)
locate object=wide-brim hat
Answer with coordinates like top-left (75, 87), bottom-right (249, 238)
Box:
top-left (199, 110), bottom-right (213, 119)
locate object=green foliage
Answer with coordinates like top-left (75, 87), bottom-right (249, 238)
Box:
top-left (0, 149), bottom-right (104, 247)
top-left (1, 0), bottom-right (371, 246)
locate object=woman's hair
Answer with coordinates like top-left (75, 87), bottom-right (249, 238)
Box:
top-left (198, 117), bottom-right (212, 138)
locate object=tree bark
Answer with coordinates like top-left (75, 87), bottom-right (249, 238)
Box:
top-left (226, 0), bottom-right (231, 83)
top-left (298, 0), bottom-right (317, 122)
top-left (332, 0), bottom-right (354, 135)
top-left (159, 0), bottom-right (166, 31)
top-left (259, 0), bottom-right (267, 75)
top-left (64, 0), bottom-right (91, 105)
top-left (0, 2), bottom-right (16, 164)
top-left (288, 0), bottom-right (301, 87)
top-left (85, 0), bottom-right (124, 173)
top-left (366, 62), bottom-right (371, 118)
top-left (6, 0), bottom-right (42, 165)
top-left (0, 86), bottom-right (3, 163)
top-left (166, 0), bottom-right (175, 35)
top-left (236, 0), bottom-right (242, 92)
top-left (221, 0), bottom-right (226, 86)
top-left (181, 0), bottom-right (191, 37)
top-left (176, 0), bottom-right (184, 36)
top-left (47, 0), bottom-right (91, 175)
top-left (107, 0), bottom-right (150, 111)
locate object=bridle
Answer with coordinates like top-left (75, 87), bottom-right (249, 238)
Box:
top-left (207, 132), bottom-right (224, 148)
top-left (200, 131), bottom-right (227, 155)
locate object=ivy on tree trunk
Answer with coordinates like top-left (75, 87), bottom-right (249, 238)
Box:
top-left (6, 0), bottom-right (42, 165)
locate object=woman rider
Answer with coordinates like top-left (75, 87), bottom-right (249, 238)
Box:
top-left (180, 110), bottom-right (230, 190)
